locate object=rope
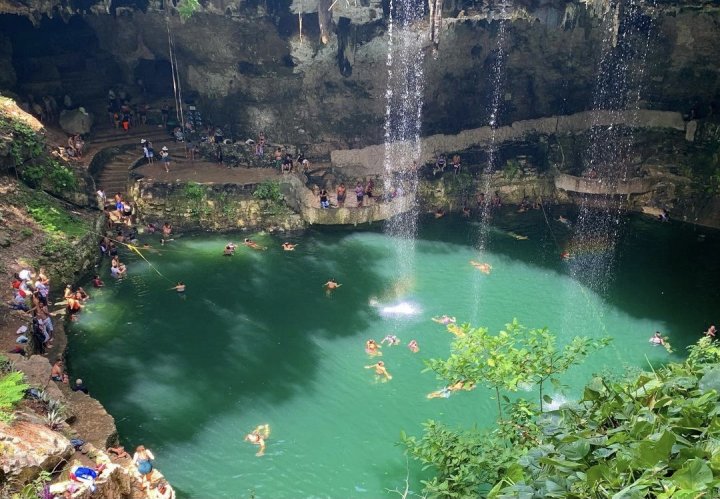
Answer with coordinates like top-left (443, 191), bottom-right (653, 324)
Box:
top-left (539, 197), bottom-right (563, 253)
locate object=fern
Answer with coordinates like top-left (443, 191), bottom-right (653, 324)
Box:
top-left (0, 371), bottom-right (29, 423)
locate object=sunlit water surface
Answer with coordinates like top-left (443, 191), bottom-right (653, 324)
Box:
top-left (67, 210), bottom-right (720, 498)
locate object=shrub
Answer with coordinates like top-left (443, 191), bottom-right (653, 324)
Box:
top-left (253, 180), bottom-right (283, 203)
top-left (0, 371), bottom-right (29, 423)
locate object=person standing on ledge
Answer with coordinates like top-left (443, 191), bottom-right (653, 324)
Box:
top-left (133, 445), bottom-right (155, 489)
top-left (160, 146), bottom-right (171, 173)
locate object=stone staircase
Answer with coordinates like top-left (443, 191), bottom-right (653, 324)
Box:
top-left (89, 125), bottom-right (174, 199)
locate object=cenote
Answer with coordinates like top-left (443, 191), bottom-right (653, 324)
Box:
top-left (67, 210), bottom-right (720, 498)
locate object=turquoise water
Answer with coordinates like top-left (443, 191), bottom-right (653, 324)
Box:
top-left (67, 209), bottom-right (720, 498)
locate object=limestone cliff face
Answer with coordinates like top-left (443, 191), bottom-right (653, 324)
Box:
top-left (0, 1), bottom-right (718, 149)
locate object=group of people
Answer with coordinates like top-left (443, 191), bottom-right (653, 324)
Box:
top-left (63, 283), bottom-right (91, 321)
top-left (8, 268), bottom-right (55, 354)
top-left (363, 332), bottom-right (420, 383)
top-left (433, 153), bottom-right (462, 176)
top-left (107, 89), bottom-right (149, 132)
top-left (66, 134), bottom-right (85, 160)
top-left (318, 178), bottom-right (408, 209)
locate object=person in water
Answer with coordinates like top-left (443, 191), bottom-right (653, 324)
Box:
top-left (649, 331), bottom-right (665, 346)
top-left (281, 242), bottom-right (297, 251)
top-left (92, 275), bottom-right (104, 288)
top-left (470, 260), bottom-right (492, 274)
top-left (243, 238), bottom-right (265, 251)
top-left (224, 242), bottom-right (237, 256)
top-left (170, 282), bottom-right (186, 293)
top-left (161, 222), bottom-right (172, 245)
top-left (381, 334), bottom-right (400, 346)
top-left (245, 424), bottom-right (271, 456)
top-left (365, 360), bottom-right (392, 381)
top-left (705, 325), bottom-right (716, 338)
top-left (427, 380), bottom-right (476, 399)
top-left (323, 278), bottom-right (342, 295)
top-left (365, 339), bottom-right (382, 356)
top-left (407, 339), bottom-right (419, 353)
top-left (432, 315), bottom-right (456, 325)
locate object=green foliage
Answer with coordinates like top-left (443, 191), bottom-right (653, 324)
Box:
top-left (27, 201), bottom-right (86, 237)
top-left (178, 0), bottom-right (200, 20)
top-left (183, 182), bottom-right (206, 201)
top-left (45, 159), bottom-right (77, 190)
top-left (253, 180), bottom-right (283, 203)
top-left (425, 319), bottom-right (608, 419)
top-left (21, 159), bottom-right (77, 191)
top-left (503, 159), bottom-right (520, 180)
top-left (402, 421), bottom-right (519, 499)
top-left (406, 321), bottom-right (606, 498)
top-left (0, 371), bottom-right (29, 423)
top-left (11, 471), bottom-right (51, 499)
top-left (442, 172), bottom-right (474, 200)
top-left (0, 113), bottom-right (44, 166)
top-left (21, 164), bottom-right (45, 188)
top-left (493, 336), bottom-right (720, 498)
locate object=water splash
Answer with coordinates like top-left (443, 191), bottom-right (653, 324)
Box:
top-left (568, 0), bottom-right (656, 294)
top-left (382, 0), bottom-right (426, 315)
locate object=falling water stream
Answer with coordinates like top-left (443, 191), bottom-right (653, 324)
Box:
top-left (470, 4), bottom-right (510, 322)
top-left (382, 0), bottom-right (426, 322)
top-left (568, 0), bottom-right (655, 293)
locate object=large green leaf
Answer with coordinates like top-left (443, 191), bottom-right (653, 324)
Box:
top-left (558, 439), bottom-right (591, 461)
top-left (699, 369), bottom-right (720, 394)
top-left (671, 459), bottom-right (713, 491)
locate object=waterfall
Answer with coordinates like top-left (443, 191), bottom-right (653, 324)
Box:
top-left (470, 5), bottom-right (509, 323)
top-left (568, 0), bottom-right (656, 293)
top-left (382, 0), bottom-right (426, 302)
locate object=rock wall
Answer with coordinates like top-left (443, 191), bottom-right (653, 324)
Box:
top-left (130, 179), bottom-right (305, 231)
top-left (0, 2), bottom-right (719, 150)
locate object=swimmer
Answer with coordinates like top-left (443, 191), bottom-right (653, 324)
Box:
top-left (447, 323), bottom-right (466, 337)
top-left (380, 334), bottom-right (400, 346)
top-left (434, 208), bottom-right (445, 219)
top-left (170, 281), bottom-right (186, 293)
top-left (507, 232), bottom-right (528, 240)
top-left (323, 278), bottom-right (342, 295)
top-left (244, 424), bottom-right (271, 456)
top-left (706, 325), bottom-right (716, 338)
top-left (224, 242), bottom-right (237, 256)
top-left (243, 238), bottom-right (266, 251)
top-left (557, 215), bottom-right (571, 226)
top-left (281, 242), bottom-right (297, 251)
top-left (407, 339), bottom-right (419, 353)
top-left (427, 380), bottom-right (475, 399)
top-left (365, 339), bottom-right (382, 356)
top-left (560, 251), bottom-right (572, 260)
top-left (432, 315), bottom-right (456, 325)
top-left (649, 331), bottom-right (665, 346)
top-left (470, 260), bottom-right (492, 274)
top-left (365, 360), bottom-right (392, 381)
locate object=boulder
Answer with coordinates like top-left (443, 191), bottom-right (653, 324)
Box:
top-left (59, 108), bottom-right (93, 135)
top-left (0, 420), bottom-right (73, 485)
top-left (9, 354), bottom-right (65, 404)
top-left (66, 390), bottom-right (119, 449)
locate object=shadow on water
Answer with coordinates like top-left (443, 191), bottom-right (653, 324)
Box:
top-left (67, 229), bottom-right (395, 448)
